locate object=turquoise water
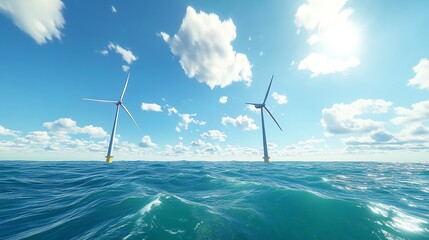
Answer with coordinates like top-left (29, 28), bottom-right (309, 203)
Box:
top-left (0, 161), bottom-right (428, 240)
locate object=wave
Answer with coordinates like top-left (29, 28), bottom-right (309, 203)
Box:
top-left (0, 161), bottom-right (428, 239)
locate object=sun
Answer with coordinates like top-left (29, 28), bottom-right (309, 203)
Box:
top-left (321, 23), bottom-right (360, 55)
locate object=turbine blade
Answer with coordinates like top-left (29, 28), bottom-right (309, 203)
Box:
top-left (245, 102), bottom-right (259, 106)
top-left (82, 98), bottom-right (117, 103)
top-left (121, 103), bottom-right (140, 130)
top-left (120, 72), bottom-right (130, 101)
top-left (263, 75), bottom-right (274, 104)
top-left (264, 106), bottom-right (282, 131)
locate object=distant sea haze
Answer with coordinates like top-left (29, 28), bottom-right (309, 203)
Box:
top-left (0, 161), bottom-right (428, 239)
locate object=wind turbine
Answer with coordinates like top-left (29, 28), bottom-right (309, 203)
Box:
top-left (246, 75), bottom-right (282, 163)
top-left (82, 73), bottom-right (139, 163)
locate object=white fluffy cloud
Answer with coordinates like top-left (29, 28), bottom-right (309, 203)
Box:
top-left (107, 42), bottom-right (138, 65)
top-left (201, 130), bottom-right (227, 142)
top-left (176, 113), bottom-right (206, 132)
top-left (167, 106), bottom-right (178, 116)
top-left (284, 136), bottom-right (328, 155)
top-left (343, 130), bottom-right (395, 146)
top-left (0, 125), bottom-right (19, 136)
top-left (141, 103), bottom-right (162, 112)
top-left (246, 105), bottom-right (259, 112)
top-left (407, 58), bottom-right (429, 90)
top-left (191, 139), bottom-right (207, 147)
top-left (272, 92), bottom-right (288, 105)
top-left (295, 0), bottom-right (351, 32)
top-left (160, 6), bottom-right (252, 89)
top-left (298, 53), bottom-right (360, 77)
top-left (0, 0), bottom-right (65, 44)
top-left (295, 0), bottom-right (360, 76)
top-left (321, 99), bottom-right (392, 134)
top-left (400, 124), bottom-right (429, 138)
top-left (342, 127), bottom-right (429, 152)
top-left (163, 104), bottom-right (205, 132)
top-left (164, 143), bottom-right (191, 155)
top-left (222, 115), bottom-right (258, 131)
top-left (139, 135), bottom-right (157, 148)
top-left (24, 131), bottom-right (51, 142)
top-left (122, 65), bottom-right (130, 72)
top-left (43, 118), bottom-right (107, 138)
top-left (392, 101), bottom-right (429, 125)
top-left (219, 96), bottom-right (228, 104)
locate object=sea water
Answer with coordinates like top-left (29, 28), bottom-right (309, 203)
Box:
top-left (0, 161), bottom-right (428, 240)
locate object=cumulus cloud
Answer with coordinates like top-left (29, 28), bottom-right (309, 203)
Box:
top-left (164, 143), bottom-right (191, 155)
top-left (176, 113), bottom-right (206, 132)
top-left (295, 0), bottom-right (352, 32)
top-left (407, 58), bottom-right (429, 90)
top-left (0, 125), bottom-right (19, 137)
top-left (122, 65), bottom-right (130, 72)
top-left (295, 0), bottom-right (360, 76)
top-left (219, 96), bottom-right (228, 104)
top-left (401, 124), bottom-right (429, 136)
top-left (100, 50), bottom-right (109, 55)
top-left (222, 115), bottom-right (258, 131)
top-left (141, 102), bottom-right (163, 112)
top-left (167, 106), bottom-right (178, 116)
top-left (111, 5), bottom-right (117, 13)
top-left (139, 135), bottom-right (157, 148)
top-left (160, 6), bottom-right (252, 89)
top-left (201, 130), bottom-right (227, 142)
top-left (107, 42), bottom-right (138, 65)
top-left (191, 139), bottom-right (207, 147)
top-left (246, 105), bottom-right (259, 112)
top-left (392, 101), bottom-right (429, 125)
top-left (43, 118), bottom-right (108, 138)
top-left (272, 92), bottom-right (288, 105)
top-left (321, 99), bottom-right (392, 134)
top-left (0, 0), bottom-right (65, 44)
top-left (25, 131), bottom-right (51, 142)
top-left (298, 53), bottom-right (360, 77)
top-left (341, 127), bottom-right (429, 152)
top-left (284, 136), bottom-right (328, 155)
top-left (342, 130), bottom-right (395, 146)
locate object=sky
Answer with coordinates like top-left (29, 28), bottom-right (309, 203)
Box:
top-left (1, 0), bottom-right (429, 161)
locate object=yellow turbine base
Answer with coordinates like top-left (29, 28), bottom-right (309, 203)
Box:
top-left (106, 156), bottom-right (113, 163)
top-left (263, 156), bottom-right (270, 163)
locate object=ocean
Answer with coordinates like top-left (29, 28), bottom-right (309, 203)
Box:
top-left (0, 161), bottom-right (428, 240)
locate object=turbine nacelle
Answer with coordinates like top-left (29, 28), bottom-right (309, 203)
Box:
top-left (246, 103), bottom-right (264, 109)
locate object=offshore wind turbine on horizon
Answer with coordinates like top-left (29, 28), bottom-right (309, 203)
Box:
top-left (246, 75), bottom-right (282, 163)
top-left (82, 73), bottom-right (139, 163)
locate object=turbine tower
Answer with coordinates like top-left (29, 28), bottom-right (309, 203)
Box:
top-left (246, 75), bottom-right (282, 163)
top-left (83, 73), bottom-right (139, 163)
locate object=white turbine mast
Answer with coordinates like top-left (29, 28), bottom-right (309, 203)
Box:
top-left (246, 75), bottom-right (282, 163)
top-left (82, 72), bottom-right (139, 163)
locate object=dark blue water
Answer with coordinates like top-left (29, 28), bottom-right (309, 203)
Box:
top-left (0, 161), bottom-right (428, 239)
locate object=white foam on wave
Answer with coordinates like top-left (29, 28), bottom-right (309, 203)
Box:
top-left (140, 195), bottom-right (162, 215)
top-left (164, 229), bottom-right (185, 235)
top-left (194, 221), bottom-right (203, 231)
top-left (368, 202), bottom-right (428, 233)
top-left (336, 175), bottom-right (348, 179)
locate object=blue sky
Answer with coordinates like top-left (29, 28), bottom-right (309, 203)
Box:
top-left (1, 0), bottom-right (429, 161)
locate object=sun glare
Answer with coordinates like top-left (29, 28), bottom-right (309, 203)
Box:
top-left (321, 23), bottom-right (360, 55)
